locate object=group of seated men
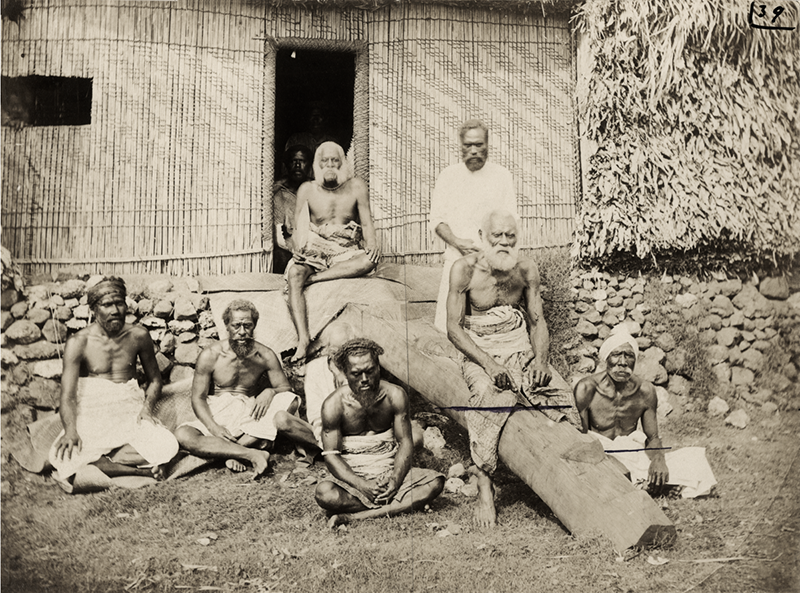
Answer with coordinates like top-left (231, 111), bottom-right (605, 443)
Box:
top-left (49, 119), bottom-right (692, 529)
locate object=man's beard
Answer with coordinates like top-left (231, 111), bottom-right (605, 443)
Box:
top-left (322, 168), bottom-right (343, 187)
top-left (350, 385), bottom-right (378, 408)
top-left (230, 338), bottom-right (255, 358)
top-left (483, 242), bottom-right (519, 272)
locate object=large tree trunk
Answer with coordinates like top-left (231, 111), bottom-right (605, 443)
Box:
top-left (336, 303), bottom-right (676, 551)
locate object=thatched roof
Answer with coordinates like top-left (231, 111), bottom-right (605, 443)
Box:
top-left (253, 0), bottom-right (579, 15)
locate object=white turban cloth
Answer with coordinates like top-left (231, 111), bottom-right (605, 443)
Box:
top-left (598, 327), bottom-right (639, 363)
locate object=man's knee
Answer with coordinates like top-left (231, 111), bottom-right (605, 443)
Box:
top-left (174, 425), bottom-right (198, 446)
top-left (287, 264), bottom-right (309, 285)
top-left (427, 476), bottom-right (446, 500)
top-left (314, 481), bottom-right (340, 508)
top-left (273, 410), bottom-right (291, 432)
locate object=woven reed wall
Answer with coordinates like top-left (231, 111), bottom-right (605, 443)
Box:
top-left (365, 5), bottom-right (578, 263)
top-left (2, 1), bottom-right (578, 274)
top-left (1, 0), bottom-right (269, 276)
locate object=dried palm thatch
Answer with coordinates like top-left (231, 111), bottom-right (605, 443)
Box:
top-left (573, 0), bottom-right (800, 274)
top-left (256, 0), bottom-right (578, 16)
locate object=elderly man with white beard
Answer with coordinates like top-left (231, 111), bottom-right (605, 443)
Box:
top-left (446, 210), bottom-right (580, 528)
top-left (287, 141), bottom-right (381, 363)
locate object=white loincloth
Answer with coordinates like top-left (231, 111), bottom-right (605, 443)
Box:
top-left (180, 391), bottom-right (299, 441)
top-left (48, 377), bottom-right (179, 481)
top-left (589, 430), bottom-right (717, 498)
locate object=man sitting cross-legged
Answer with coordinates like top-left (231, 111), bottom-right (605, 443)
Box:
top-left (574, 329), bottom-right (716, 498)
top-left (49, 277), bottom-right (179, 484)
top-left (175, 300), bottom-right (319, 479)
top-left (314, 338), bottom-right (444, 527)
top-left (286, 141), bottom-right (381, 362)
top-left (446, 209), bottom-right (581, 527)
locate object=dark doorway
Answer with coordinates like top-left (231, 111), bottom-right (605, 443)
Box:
top-left (272, 49), bottom-right (356, 273)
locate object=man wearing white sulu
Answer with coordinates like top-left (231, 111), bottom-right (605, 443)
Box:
top-left (574, 328), bottom-right (717, 498)
top-left (49, 277), bottom-right (179, 484)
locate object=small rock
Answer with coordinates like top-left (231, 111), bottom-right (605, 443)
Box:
top-left (459, 479), bottom-right (479, 498)
top-left (444, 478), bottom-right (465, 494)
top-left (18, 377), bottom-right (60, 408)
top-left (675, 293), bottom-right (697, 309)
top-left (725, 409), bottom-right (750, 429)
top-left (742, 388), bottom-right (772, 405)
top-left (740, 349), bottom-right (764, 372)
top-left (73, 304), bottom-right (91, 320)
top-left (629, 309), bottom-right (645, 325)
top-left (145, 279), bottom-right (174, 300)
top-left (199, 327), bottom-right (219, 340)
top-left (607, 295), bottom-right (623, 308)
top-left (707, 397), bottom-right (730, 417)
top-left (448, 463), bottom-right (467, 479)
top-left (65, 318), bottom-right (88, 330)
top-left (53, 306), bottom-right (72, 321)
top-left (160, 333), bottom-right (177, 355)
top-left (712, 363), bottom-right (731, 384)
top-left (168, 320), bottom-right (195, 334)
top-left (155, 352), bottom-right (173, 375)
top-left (1, 349), bottom-right (19, 367)
top-left (718, 278), bottom-right (743, 297)
top-left (583, 309), bottom-right (602, 324)
top-left (637, 348), bottom-right (668, 385)
top-left (137, 299), bottom-right (154, 316)
top-left (761, 402), bottom-right (778, 414)
top-left (125, 314), bottom-right (138, 325)
top-left (620, 320), bottom-right (642, 337)
top-left (56, 279), bottom-right (86, 299)
top-left (665, 347), bottom-right (688, 374)
top-left (750, 340), bottom-right (770, 352)
top-left (174, 343), bottom-right (201, 366)
top-left (10, 301), bottom-right (28, 319)
top-left (31, 359), bottom-right (62, 379)
top-left (716, 327), bottom-right (739, 347)
top-left (656, 386), bottom-right (673, 418)
top-left (576, 356), bottom-right (596, 373)
top-left (782, 362), bottom-right (798, 381)
top-left (575, 319), bottom-right (598, 338)
top-left (423, 427), bottom-right (446, 453)
top-left (668, 375), bottom-right (691, 397)
top-left (12, 341), bottom-right (61, 360)
top-left (153, 300), bottom-right (173, 319)
top-left (731, 366), bottom-right (755, 386)
top-left (1, 310), bottom-right (14, 331)
top-left (636, 336), bottom-right (652, 349)
top-left (759, 277), bottom-right (789, 300)
top-left (63, 298), bottom-right (79, 309)
top-left (655, 332), bottom-right (677, 352)
top-left (173, 297), bottom-right (197, 321)
top-left (710, 295), bottom-right (735, 318)
top-left (185, 277), bottom-right (201, 293)
top-left (6, 320), bottom-right (42, 344)
top-left (140, 316), bottom-right (166, 329)
top-left (591, 289), bottom-right (608, 302)
top-left (1, 289), bottom-right (21, 311)
top-left (595, 300), bottom-right (608, 314)
top-left (177, 332), bottom-right (197, 344)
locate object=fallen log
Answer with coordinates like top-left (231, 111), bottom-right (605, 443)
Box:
top-left (336, 303), bottom-right (676, 551)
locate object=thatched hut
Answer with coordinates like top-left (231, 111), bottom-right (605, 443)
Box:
top-left (1, 0), bottom-right (580, 276)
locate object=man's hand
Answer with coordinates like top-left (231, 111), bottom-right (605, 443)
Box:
top-left (487, 362), bottom-right (516, 392)
top-left (648, 457), bottom-right (669, 488)
top-left (374, 476), bottom-right (400, 505)
top-left (54, 429), bottom-right (82, 461)
top-left (209, 424), bottom-right (237, 442)
top-left (365, 240), bottom-right (382, 265)
top-left (454, 238), bottom-right (479, 256)
top-left (530, 360), bottom-right (552, 389)
top-left (252, 389), bottom-right (277, 421)
top-left (357, 479), bottom-right (383, 503)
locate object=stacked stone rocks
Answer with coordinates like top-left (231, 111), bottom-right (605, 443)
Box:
top-left (563, 271), bottom-right (799, 427)
top-left (1, 276), bottom-right (217, 439)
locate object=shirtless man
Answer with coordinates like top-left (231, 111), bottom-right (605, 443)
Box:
top-left (446, 210), bottom-right (578, 527)
top-left (50, 277), bottom-right (179, 484)
top-left (314, 338), bottom-right (444, 527)
top-left (175, 299), bottom-right (318, 479)
top-left (573, 332), bottom-right (669, 489)
top-left (287, 142), bottom-right (381, 362)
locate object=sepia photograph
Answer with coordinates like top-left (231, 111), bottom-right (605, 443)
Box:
top-left (1, 0), bottom-right (798, 591)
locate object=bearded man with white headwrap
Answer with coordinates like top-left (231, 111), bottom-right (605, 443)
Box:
top-left (574, 328), bottom-right (716, 498)
top-left (446, 209), bottom-right (580, 528)
top-left (286, 141), bottom-right (381, 363)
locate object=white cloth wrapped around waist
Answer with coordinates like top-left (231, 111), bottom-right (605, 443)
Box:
top-left (48, 377), bottom-right (179, 481)
top-left (463, 305), bottom-right (530, 358)
top-left (339, 428), bottom-right (398, 480)
top-left (588, 430), bottom-right (717, 499)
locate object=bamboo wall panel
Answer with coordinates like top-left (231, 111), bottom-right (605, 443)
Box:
top-left (366, 5), bottom-right (578, 262)
top-left (2, 0), bottom-right (268, 275)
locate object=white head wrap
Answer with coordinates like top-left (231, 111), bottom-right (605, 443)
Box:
top-left (598, 326), bottom-right (639, 363)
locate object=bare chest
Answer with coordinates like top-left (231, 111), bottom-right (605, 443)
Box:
top-left (340, 401), bottom-right (393, 436)
top-left (83, 336), bottom-right (137, 378)
top-left (308, 189), bottom-right (358, 225)
top-left (468, 269), bottom-right (525, 311)
top-left (213, 357), bottom-right (267, 394)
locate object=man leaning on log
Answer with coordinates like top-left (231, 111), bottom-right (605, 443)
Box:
top-left (446, 210), bottom-right (580, 527)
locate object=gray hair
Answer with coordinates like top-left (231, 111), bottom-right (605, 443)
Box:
top-left (459, 119), bottom-right (489, 143)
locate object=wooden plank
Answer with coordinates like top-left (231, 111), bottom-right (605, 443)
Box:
top-left (335, 303), bottom-right (676, 552)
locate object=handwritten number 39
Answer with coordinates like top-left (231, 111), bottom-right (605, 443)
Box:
top-left (757, 4), bottom-right (785, 22)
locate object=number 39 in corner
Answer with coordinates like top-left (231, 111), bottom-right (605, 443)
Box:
top-left (749, 0), bottom-right (798, 30)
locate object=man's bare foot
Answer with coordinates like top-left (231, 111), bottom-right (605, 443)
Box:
top-left (225, 459), bottom-right (247, 473)
top-left (249, 450), bottom-right (271, 479)
top-left (291, 341), bottom-right (310, 363)
top-left (151, 464), bottom-right (168, 481)
top-left (327, 514), bottom-right (351, 529)
top-left (470, 465), bottom-right (497, 528)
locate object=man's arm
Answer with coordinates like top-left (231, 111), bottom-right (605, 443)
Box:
top-left (354, 178), bottom-right (381, 264)
top-left (446, 258), bottom-right (516, 392)
top-left (251, 347), bottom-right (292, 421)
top-left (640, 383), bottom-right (668, 486)
top-left (320, 393), bottom-right (381, 502)
top-left (136, 328), bottom-right (163, 418)
top-left (523, 260), bottom-right (551, 388)
top-left (53, 334), bottom-right (86, 460)
top-left (375, 386), bottom-right (413, 504)
top-left (573, 378), bottom-right (595, 434)
top-left (435, 223), bottom-right (479, 256)
top-left (190, 348), bottom-right (235, 441)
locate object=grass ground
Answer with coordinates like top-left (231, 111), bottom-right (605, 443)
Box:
top-left (2, 395), bottom-right (798, 593)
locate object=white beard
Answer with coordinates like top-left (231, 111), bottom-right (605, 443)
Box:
top-left (483, 242), bottom-right (519, 272)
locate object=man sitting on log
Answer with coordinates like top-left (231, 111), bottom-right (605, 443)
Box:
top-left (50, 277), bottom-right (179, 484)
top-left (287, 142), bottom-right (381, 363)
top-left (574, 329), bottom-right (716, 498)
top-left (175, 299), bottom-right (318, 479)
top-left (446, 210), bottom-right (580, 527)
top-left (314, 338), bottom-right (444, 527)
